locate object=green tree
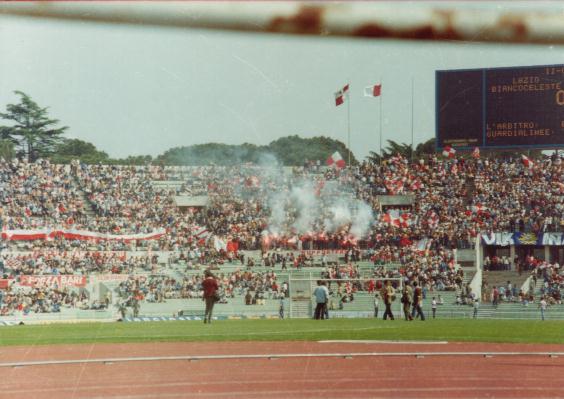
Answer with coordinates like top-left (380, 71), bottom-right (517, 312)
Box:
top-left (155, 136), bottom-right (356, 166)
top-left (367, 138), bottom-right (436, 163)
top-left (267, 135), bottom-right (356, 166)
top-left (0, 91), bottom-right (67, 162)
top-left (414, 138), bottom-right (436, 158)
top-left (113, 155), bottom-right (153, 165)
top-left (0, 139), bottom-right (15, 161)
top-left (367, 139), bottom-right (413, 163)
top-left (50, 138), bottom-right (110, 164)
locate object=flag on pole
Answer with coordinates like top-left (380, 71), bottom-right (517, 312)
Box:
top-left (334, 83), bottom-right (350, 106)
top-left (326, 151), bottom-right (346, 169)
top-left (335, 91), bottom-right (345, 106)
top-left (472, 147), bottom-right (480, 159)
top-left (521, 154), bottom-right (534, 169)
top-left (442, 146), bottom-right (456, 158)
top-left (364, 84), bottom-right (382, 97)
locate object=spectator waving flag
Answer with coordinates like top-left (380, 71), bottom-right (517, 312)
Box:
top-left (364, 84), bottom-right (382, 97)
top-left (472, 147), bottom-right (480, 159)
top-left (442, 146), bottom-right (456, 158)
top-left (334, 83), bottom-right (349, 106)
top-left (521, 154), bottom-right (534, 169)
top-left (326, 151), bottom-right (346, 169)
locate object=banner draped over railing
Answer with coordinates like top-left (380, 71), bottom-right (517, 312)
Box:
top-left (1, 228), bottom-right (166, 242)
top-left (19, 275), bottom-right (87, 288)
top-left (481, 232), bottom-right (564, 246)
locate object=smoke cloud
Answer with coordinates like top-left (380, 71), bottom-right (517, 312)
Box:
top-left (263, 175), bottom-right (375, 239)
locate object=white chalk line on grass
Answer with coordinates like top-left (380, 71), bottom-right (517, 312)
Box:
top-left (0, 326), bottom-right (396, 342)
top-left (0, 351), bottom-right (563, 368)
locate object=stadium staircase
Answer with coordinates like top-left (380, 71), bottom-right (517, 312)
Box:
top-left (475, 272), bottom-right (564, 320)
top-left (416, 266), bottom-right (477, 319)
top-left (464, 179), bottom-right (476, 205)
top-left (482, 271), bottom-right (529, 294)
top-left (70, 175), bottom-right (97, 218)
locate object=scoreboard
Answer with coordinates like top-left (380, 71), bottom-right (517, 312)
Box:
top-left (436, 64), bottom-right (564, 150)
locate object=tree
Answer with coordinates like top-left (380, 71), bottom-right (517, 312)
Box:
top-left (367, 138), bottom-right (437, 163)
top-left (267, 135), bottom-right (356, 166)
top-left (112, 155), bottom-right (153, 165)
top-left (0, 139), bottom-right (15, 161)
top-left (0, 91), bottom-right (67, 162)
top-left (50, 138), bottom-right (110, 164)
top-left (414, 138), bottom-right (436, 158)
top-left (367, 140), bottom-right (413, 163)
top-left (154, 136), bottom-right (357, 166)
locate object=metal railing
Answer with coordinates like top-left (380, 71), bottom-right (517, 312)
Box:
top-left (1, 2), bottom-right (564, 45)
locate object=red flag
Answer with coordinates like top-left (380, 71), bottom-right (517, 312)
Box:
top-left (326, 151), bottom-right (345, 169)
top-left (442, 146), bottom-right (456, 158)
top-left (334, 91), bottom-right (344, 106)
top-left (521, 154), bottom-right (534, 169)
top-left (410, 180), bottom-right (422, 191)
top-left (335, 83), bottom-right (349, 106)
top-left (364, 84), bottom-right (382, 97)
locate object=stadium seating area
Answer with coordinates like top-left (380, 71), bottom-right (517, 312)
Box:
top-left (0, 153), bottom-right (563, 321)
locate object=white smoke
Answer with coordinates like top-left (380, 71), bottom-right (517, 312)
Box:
top-left (263, 176), bottom-right (375, 239)
top-left (291, 182), bottom-right (318, 233)
top-left (350, 200), bottom-right (374, 238)
top-left (267, 191), bottom-right (288, 236)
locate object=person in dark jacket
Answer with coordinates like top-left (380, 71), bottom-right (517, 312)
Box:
top-left (202, 270), bottom-right (219, 324)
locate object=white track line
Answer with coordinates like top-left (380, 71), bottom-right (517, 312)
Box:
top-left (319, 340), bottom-right (449, 344)
top-left (0, 352), bottom-right (562, 368)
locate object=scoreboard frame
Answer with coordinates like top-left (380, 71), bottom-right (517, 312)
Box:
top-left (435, 63), bottom-right (564, 151)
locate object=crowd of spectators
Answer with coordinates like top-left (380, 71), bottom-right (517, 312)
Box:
top-left (0, 284), bottom-right (90, 316)
top-left (534, 261), bottom-right (564, 305)
top-left (0, 151), bottom-right (562, 313)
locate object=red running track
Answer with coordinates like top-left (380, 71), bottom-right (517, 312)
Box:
top-left (1, 341), bottom-right (564, 398)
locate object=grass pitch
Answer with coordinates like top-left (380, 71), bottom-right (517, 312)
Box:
top-left (0, 319), bottom-right (563, 346)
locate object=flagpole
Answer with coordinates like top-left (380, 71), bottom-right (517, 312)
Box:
top-left (379, 77), bottom-right (383, 164)
top-left (411, 77), bottom-right (414, 163)
top-left (347, 83), bottom-right (351, 167)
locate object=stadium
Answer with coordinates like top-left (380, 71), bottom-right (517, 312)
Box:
top-left (0, 2), bottom-right (564, 398)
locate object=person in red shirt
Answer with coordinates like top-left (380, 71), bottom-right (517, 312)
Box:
top-left (202, 270), bottom-right (219, 324)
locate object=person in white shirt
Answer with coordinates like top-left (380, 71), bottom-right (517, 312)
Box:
top-left (539, 296), bottom-right (548, 321)
top-left (431, 297), bottom-right (437, 319)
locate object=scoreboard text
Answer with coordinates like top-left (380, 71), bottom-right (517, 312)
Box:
top-left (436, 65), bottom-right (564, 150)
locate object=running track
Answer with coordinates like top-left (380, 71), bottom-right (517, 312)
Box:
top-left (1, 341), bottom-right (564, 398)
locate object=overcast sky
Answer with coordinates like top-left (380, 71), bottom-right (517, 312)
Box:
top-left (0, 2), bottom-right (563, 161)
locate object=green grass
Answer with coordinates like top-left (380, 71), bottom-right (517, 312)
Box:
top-left (1, 319), bottom-right (564, 346)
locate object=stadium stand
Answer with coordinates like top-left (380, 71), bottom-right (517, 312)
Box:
top-left (0, 153), bottom-right (562, 321)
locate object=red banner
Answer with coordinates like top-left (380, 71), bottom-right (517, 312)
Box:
top-left (2, 228), bottom-right (165, 242)
top-left (0, 279), bottom-right (12, 289)
top-left (19, 275), bottom-right (87, 288)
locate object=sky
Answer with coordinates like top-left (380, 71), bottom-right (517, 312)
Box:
top-left (0, 1), bottom-right (563, 161)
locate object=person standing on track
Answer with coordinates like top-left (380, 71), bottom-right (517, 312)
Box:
top-left (202, 270), bottom-right (219, 324)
